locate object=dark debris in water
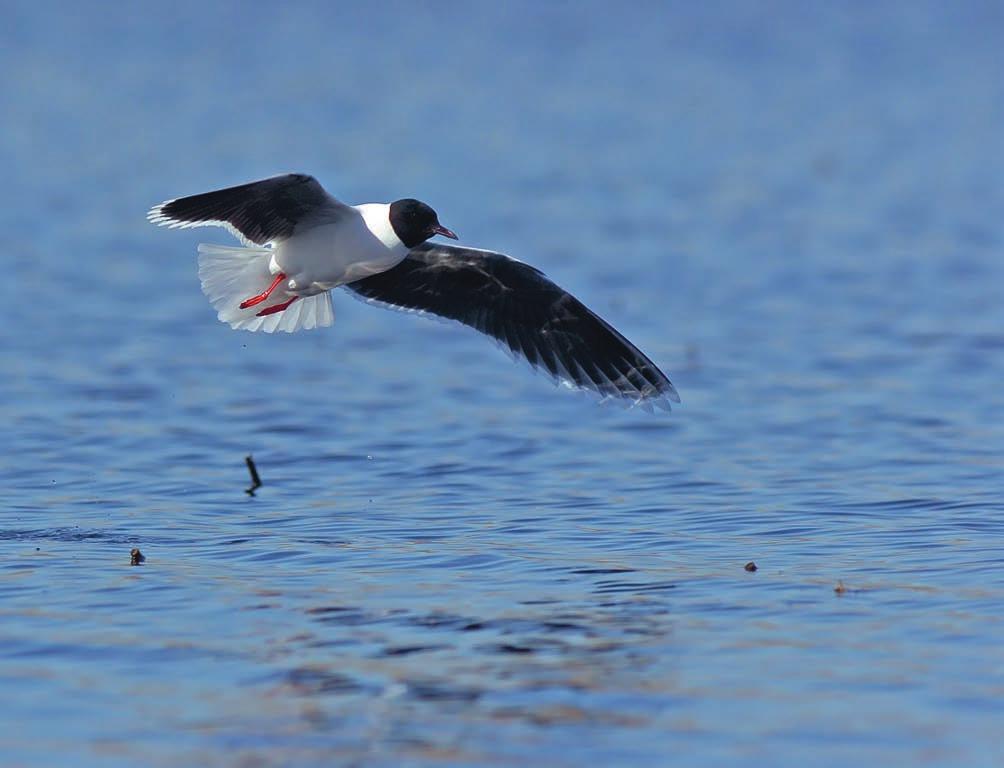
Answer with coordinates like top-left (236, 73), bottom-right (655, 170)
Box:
top-left (244, 454), bottom-right (262, 496)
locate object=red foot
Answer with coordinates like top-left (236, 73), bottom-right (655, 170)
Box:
top-left (256, 296), bottom-right (299, 316)
top-left (239, 273), bottom-right (286, 309)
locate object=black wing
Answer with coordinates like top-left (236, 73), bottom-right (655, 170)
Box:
top-left (347, 243), bottom-right (680, 408)
top-left (147, 173), bottom-right (346, 245)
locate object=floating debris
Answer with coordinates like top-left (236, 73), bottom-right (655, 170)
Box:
top-left (245, 454), bottom-right (263, 495)
top-left (130, 548), bottom-right (145, 566)
top-left (744, 561), bottom-right (758, 572)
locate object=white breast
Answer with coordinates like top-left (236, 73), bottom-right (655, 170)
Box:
top-left (273, 203), bottom-right (407, 293)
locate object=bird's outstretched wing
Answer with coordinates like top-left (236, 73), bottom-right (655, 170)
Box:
top-left (346, 243), bottom-right (679, 409)
top-left (147, 173), bottom-right (349, 245)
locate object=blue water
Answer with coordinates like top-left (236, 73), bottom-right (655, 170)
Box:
top-left (2, 2), bottom-right (1002, 765)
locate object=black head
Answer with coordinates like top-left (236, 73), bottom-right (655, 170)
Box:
top-left (389, 198), bottom-right (458, 248)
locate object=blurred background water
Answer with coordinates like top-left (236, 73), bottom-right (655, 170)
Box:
top-left (1, 1), bottom-right (1002, 765)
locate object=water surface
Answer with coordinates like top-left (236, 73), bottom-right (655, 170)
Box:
top-left (1, 2), bottom-right (1002, 766)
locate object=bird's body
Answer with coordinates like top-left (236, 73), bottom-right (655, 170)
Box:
top-left (270, 203), bottom-right (410, 292)
top-left (149, 173), bottom-right (680, 409)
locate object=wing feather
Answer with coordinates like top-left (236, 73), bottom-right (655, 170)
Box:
top-left (346, 243), bottom-right (680, 408)
top-left (148, 173), bottom-right (347, 245)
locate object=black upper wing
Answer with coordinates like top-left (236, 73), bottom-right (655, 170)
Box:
top-left (147, 173), bottom-right (345, 245)
top-left (347, 243), bottom-right (680, 408)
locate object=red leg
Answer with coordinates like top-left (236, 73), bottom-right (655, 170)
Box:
top-left (256, 296), bottom-right (299, 317)
top-left (239, 273), bottom-right (286, 309)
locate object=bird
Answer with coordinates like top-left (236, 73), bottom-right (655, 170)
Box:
top-left (148, 173), bottom-right (679, 409)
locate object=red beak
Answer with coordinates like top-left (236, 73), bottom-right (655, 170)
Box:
top-left (432, 223), bottom-right (458, 240)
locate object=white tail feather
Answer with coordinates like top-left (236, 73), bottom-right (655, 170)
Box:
top-left (196, 244), bottom-right (334, 333)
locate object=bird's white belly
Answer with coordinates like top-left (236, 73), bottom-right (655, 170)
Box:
top-left (270, 220), bottom-right (406, 296)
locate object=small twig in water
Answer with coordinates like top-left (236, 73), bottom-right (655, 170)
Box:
top-left (245, 454), bottom-right (263, 495)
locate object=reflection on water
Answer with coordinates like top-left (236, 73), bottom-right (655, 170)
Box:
top-left (2, 1), bottom-right (1003, 766)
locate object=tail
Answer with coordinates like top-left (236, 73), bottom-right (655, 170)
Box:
top-left (196, 244), bottom-right (334, 333)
